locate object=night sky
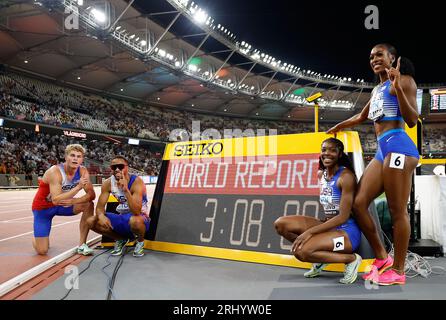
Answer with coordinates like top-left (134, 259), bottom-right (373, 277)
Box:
top-left (134, 0), bottom-right (445, 85)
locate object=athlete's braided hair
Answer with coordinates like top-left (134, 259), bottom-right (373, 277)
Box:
top-left (318, 138), bottom-right (356, 176)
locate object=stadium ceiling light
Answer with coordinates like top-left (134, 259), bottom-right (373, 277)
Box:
top-left (251, 53), bottom-right (260, 60)
top-left (24, 60), bottom-right (28, 64)
top-left (91, 8), bottom-right (106, 23)
top-left (188, 64), bottom-right (198, 72)
top-left (115, 26), bottom-right (121, 31)
top-left (77, 76), bottom-right (81, 80)
top-left (180, 0), bottom-right (189, 5)
top-left (129, 34), bottom-right (136, 39)
top-left (175, 61), bottom-right (181, 67)
top-left (193, 9), bottom-right (208, 24)
top-left (140, 40), bottom-right (147, 46)
top-left (120, 88), bottom-right (124, 91)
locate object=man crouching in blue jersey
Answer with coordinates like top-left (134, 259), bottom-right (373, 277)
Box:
top-left (87, 156), bottom-right (150, 257)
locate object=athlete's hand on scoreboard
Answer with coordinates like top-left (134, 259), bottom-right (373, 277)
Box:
top-left (326, 124), bottom-right (340, 135)
top-left (292, 231), bottom-right (313, 254)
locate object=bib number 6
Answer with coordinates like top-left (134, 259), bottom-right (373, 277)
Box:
top-left (389, 153), bottom-right (405, 170)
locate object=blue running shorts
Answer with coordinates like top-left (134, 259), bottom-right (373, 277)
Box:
top-left (105, 213), bottom-right (150, 239)
top-left (374, 128), bottom-right (419, 163)
top-left (33, 206), bottom-right (75, 237)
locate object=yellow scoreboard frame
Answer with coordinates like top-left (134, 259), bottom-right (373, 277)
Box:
top-left (130, 131), bottom-right (377, 273)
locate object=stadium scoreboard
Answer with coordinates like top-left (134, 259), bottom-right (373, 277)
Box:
top-left (430, 88), bottom-right (446, 112)
top-left (148, 132), bottom-right (367, 257)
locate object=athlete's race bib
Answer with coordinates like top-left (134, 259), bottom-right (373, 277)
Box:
top-left (320, 191), bottom-right (339, 218)
top-left (368, 98), bottom-right (384, 121)
top-left (116, 203), bottom-right (130, 214)
top-left (368, 86), bottom-right (386, 121)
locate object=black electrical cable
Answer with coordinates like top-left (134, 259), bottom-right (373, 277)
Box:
top-left (60, 248), bottom-right (111, 300)
top-left (106, 246), bottom-right (128, 300)
top-left (101, 251), bottom-right (118, 300)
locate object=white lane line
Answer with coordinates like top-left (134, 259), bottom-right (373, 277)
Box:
top-left (0, 216), bottom-right (33, 222)
top-left (0, 209), bottom-right (33, 214)
top-left (0, 220), bottom-right (80, 242)
top-left (0, 235), bottom-right (102, 297)
top-left (0, 221), bottom-right (33, 224)
top-left (0, 204), bottom-right (32, 208)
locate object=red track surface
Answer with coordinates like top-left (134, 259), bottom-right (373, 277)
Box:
top-left (0, 185), bottom-right (156, 296)
top-left (0, 188), bottom-right (101, 286)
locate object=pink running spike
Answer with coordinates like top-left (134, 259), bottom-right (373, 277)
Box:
top-left (362, 255), bottom-right (393, 281)
top-left (376, 269), bottom-right (406, 286)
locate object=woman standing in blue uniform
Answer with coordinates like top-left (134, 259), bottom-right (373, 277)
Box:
top-left (275, 138), bottom-right (362, 284)
top-left (327, 44), bottom-right (419, 285)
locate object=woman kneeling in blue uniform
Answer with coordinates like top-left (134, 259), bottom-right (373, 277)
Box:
top-left (275, 138), bottom-right (362, 284)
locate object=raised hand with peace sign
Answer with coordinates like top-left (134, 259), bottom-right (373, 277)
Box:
top-left (385, 56), bottom-right (402, 90)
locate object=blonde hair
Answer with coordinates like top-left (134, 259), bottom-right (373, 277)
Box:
top-left (65, 144), bottom-right (86, 156)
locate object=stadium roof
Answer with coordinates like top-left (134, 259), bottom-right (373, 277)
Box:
top-left (0, 1), bottom-right (444, 122)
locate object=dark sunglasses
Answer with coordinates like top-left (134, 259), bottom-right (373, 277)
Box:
top-left (110, 164), bottom-right (127, 171)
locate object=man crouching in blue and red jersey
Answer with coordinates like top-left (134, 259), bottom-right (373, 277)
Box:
top-left (86, 155), bottom-right (150, 257)
top-left (31, 144), bottom-right (96, 255)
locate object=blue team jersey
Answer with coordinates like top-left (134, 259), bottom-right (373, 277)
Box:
top-left (319, 166), bottom-right (345, 220)
top-left (58, 163), bottom-right (81, 192)
top-left (368, 79), bottom-right (403, 122)
top-left (110, 174), bottom-right (149, 217)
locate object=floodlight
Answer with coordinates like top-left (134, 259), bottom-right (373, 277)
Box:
top-left (193, 9), bottom-right (208, 23)
top-left (91, 8), bottom-right (106, 23)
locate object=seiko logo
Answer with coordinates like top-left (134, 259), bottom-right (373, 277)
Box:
top-left (174, 142), bottom-right (223, 157)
